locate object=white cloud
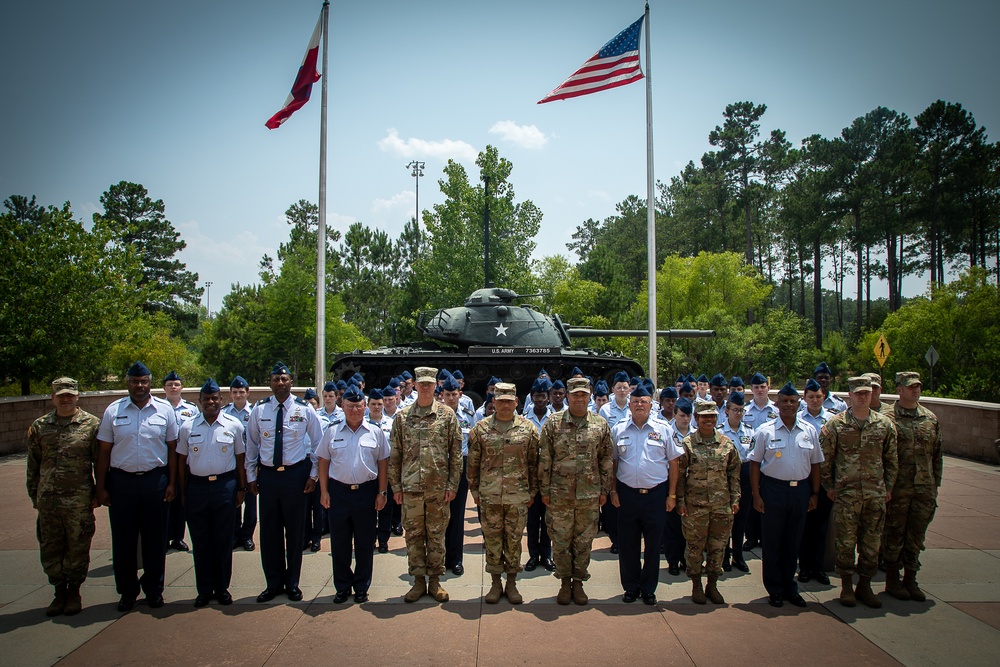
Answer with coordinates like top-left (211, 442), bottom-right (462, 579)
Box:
top-left (488, 121), bottom-right (549, 150)
top-left (376, 128), bottom-right (477, 162)
top-left (372, 190), bottom-right (414, 213)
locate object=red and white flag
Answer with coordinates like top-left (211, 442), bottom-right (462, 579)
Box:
top-left (265, 14), bottom-right (323, 129)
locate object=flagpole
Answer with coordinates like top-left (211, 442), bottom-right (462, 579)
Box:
top-left (644, 2), bottom-right (657, 386)
top-left (315, 0), bottom-right (330, 392)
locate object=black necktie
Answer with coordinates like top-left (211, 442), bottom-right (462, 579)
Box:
top-left (274, 403), bottom-right (284, 467)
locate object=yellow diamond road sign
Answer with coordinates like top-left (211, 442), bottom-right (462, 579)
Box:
top-left (874, 334), bottom-right (891, 368)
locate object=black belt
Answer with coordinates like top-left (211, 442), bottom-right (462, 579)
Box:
top-left (762, 475), bottom-right (810, 487)
top-left (261, 458), bottom-right (308, 472)
top-left (618, 480), bottom-right (667, 495)
top-left (111, 465), bottom-right (166, 476)
top-left (189, 470), bottom-right (237, 482)
top-left (331, 478), bottom-right (377, 491)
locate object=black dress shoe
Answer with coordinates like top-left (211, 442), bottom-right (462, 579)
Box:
top-left (217, 591), bottom-right (233, 605)
top-left (117, 596), bottom-right (137, 612)
top-left (786, 593), bottom-right (807, 608)
top-left (743, 540), bottom-right (758, 551)
top-left (378, 543), bottom-right (389, 553)
top-left (333, 590), bottom-right (350, 604)
top-left (668, 565), bottom-right (680, 576)
top-left (287, 586), bottom-right (303, 601)
top-left (733, 560), bottom-right (750, 573)
top-left (194, 594), bottom-right (210, 608)
top-left (544, 558), bottom-right (556, 572)
top-left (623, 590), bottom-right (638, 603)
top-left (722, 561), bottom-right (732, 572)
top-left (797, 571), bottom-right (811, 583)
top-left (256, 587), bottom-right (281, 603)
top-left (146, 595), bottom-right (165, 608)
top-left (642, 593), bottom-right (657, 605)
top-left (610, 544), bottom-right (619, 555)
top-left (310, 541), bottom-right (321, 553)
top-left (243, 539), bottom-right (255, 552)
top-left (813, 571), bottom-right (830, 585)
top-left (768, 594), bottom-right (784, 607)
top-left (392, 525), bottom-right (404, 536)
top-left (169, 540), bottom-right (190, 552)
top-left (452, 562), bottom-right (464, 576)
top-left (354, 592), bottom-right (369, 603)
top-left (524, 557), bottom-right (538, 571)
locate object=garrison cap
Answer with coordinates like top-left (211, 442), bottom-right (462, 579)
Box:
top-left (676, 375), bottom-right (685, 384)
top-left (164, 370), bottom-right (182, 383)
top-left (730, 376), bottom-right (745, 388)
top-left (440, 376), bottom-right (461, 392)
top-left (567, 378), bottom-right (591, 394)
top-left (594, 382), bottom-right (609, 398)
top-left (303, 388), bottom-right (318, 401)
top-left (777, 382), bottom-right (800, 397)
top-left (570, 366), bottom-right (584, 377)
top-left (694, 400), bottom-right (718, 416)
top-left (813, 362), bottom-right (832, 376)
top-left (382, 386), bottom-right (396, 397)
top-left (629, 376), bottom-right (641, 386)
top-left (323, 381), bottom-right (337, 392)
top-left (895, 371), bottom-right (922, 387)
top-left (538, 367), bottom-right (549, 377)
top-left (686, 374), bottom-right (697, 383)
top-left (343, 385), bottom-right (365, 402)
top-left (697, 374), bottom-right (709, 383)
top-left (368, 388), bottom-right (384, 400)
top-left (804, 378), bottom-right (822, 393)
top-left (613, 371), bottom-right (630, 384)
top-left (728, 391), bottom-right (746, 407)
top-left (52, 377), bottom-right (79, 396)
top-left (863, 372), bottom-right (882, 387)
top-left (451, 369), bottom-right (464, 380)
top-left (630, 384), bottom-right (651, 398)
top-left (488, 376), bottom-right (503, 386)
top-left (847, 376), bottom-right (872, 392)
top-left (434, 385), bottom-right (443, 395)
top-left (414, 367), bottom-right (438, 383)
top-left (750, 372), bottom-right (768, 386)
top-left (531, 378), bottom-right (552, 393)
top-left (550, 380), bottom-right (566, 391)
top-left (400, 370), bottom-right (413, 381)
top-left (200, 378), bottom-right (220, 394)
top-left (388, 377), bottom-right (401, 389)
top-left (709, 373), bottom-right (727, 387)
top-left (675, 398), bottom-right (694, 415)
top-left (270, 362), bottom-right (291, 376)
top-left (437, 368), bottom-right (452, 381)
top-left (335, 380), bottom-right (348, 391)
top-left (352, 372), bottom-right (364, 384)
top-left (127, 361), bottom-right (151, 377)
top-left (495, 382), bottom-right (517, 400)
top-left (680, 381), bottom-right (694, 393)
top-left (231, 376), bottom-right (250, 389)
top-left (642, 378), bottom-right (655, 392)
top-left (484, 393), bottom-right (494, 405)
top-left (660, 386), bottom-right (678, 400)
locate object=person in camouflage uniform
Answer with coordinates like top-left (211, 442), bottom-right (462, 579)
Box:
top-left (864, 373), bottom-right (894, 415)
top-left (820, 376), bottom-right (898, 608)
top-left (388, 366), bottom-right (462, 603)
top-left (676, 400), bottom-right (741, 605)
top-left (883, 371), bottom-right (943, 602)
top-left (467, 382), bottom-right (539, 604)
top-left (26, 377), bottom-right (100, 617)
top-left (539, 377), bottom-right (614, 605)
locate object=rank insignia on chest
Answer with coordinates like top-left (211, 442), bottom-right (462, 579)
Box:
top-left (263, 431), bottom-right (269, 438)
top-left (775, 451), bottom-right (782, 458)
top-left (767, 412), bottom-right (777, 419)
top-left (619, 445), bottom-right (627, 454)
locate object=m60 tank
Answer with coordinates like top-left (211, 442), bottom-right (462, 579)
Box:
top-left (330, 287), bottom-right (714, 405)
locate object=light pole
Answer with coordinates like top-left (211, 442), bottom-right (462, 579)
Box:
top-left (406, 160), bottom-right (425, 230)
top-left (205, 281), bottom-right (213, 319)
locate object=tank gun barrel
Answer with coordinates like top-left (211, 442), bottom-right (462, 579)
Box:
top-left (566, 328), bottom-right (716, 339)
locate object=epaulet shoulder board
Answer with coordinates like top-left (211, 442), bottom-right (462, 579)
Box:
top-left (256, 396), bottom-right (272, 406)
top-left (294, 397), bottom-right (308, 405)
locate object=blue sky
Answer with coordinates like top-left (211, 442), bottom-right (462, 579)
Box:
top-left (1, 0), bottom-right (996, 311)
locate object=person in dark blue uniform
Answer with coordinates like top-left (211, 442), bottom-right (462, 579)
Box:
top-left (246, 362), bottom-right (326, 603)
top-left (719, 391), bottom-right (753, 573)
top-left (441, 376), bottom-right (474, 576)
top-left (177, 379), bottom-right (248, 606)
top-left (524, 378), bottom-right (555, 572)
top-left (317, 385), bottom-right (390, 603)
top-left (302, 388), bottom-right (325, 553)
top-left (223, 375), bottom-right (257, 551)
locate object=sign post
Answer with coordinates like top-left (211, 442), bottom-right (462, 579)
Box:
top-left (925, 345), bottom-right (939, 392)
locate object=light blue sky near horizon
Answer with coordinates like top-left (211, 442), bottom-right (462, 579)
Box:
top-left (1, 0), bottom-right (997, 312)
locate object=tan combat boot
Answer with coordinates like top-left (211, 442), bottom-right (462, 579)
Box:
top-left (903, 569), bottom-right (927, 602)
top-left (855, 576), bottom-right (882, 608)
top-left (505, 574), bottom-right (523, 605)
top-left (428, 576), bottom-right (450, 602)
top-left (705, 576), bottom-right (725, 604)
top-left (485, 574), bottom-right (504, 604)
top-left (571, 579), bottom-right (588, 605)
top-left (46, 583), bottom-right (67, 617)
top-left (556, 577), bottom-right (573, 605)
top-left (885, 568), bottom-right (910, 600)
top-left (404, 576), bottom-right (426, 603)
top-left (691, 577), bottom-right (707, 605)
top-left (839, 576), bottom-right (856, 607)
top-left (64, 583), bottom-right (83, 616)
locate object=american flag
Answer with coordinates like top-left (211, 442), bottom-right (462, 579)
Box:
top-left (538, 16), bottom-right (644, 104)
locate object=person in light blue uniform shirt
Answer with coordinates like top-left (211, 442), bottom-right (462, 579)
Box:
top-left (749, 382), bottom-right (824, 608)
top-left (319, 381), bottom-right (345, 426)
top-left (223, 375), bottom-right (257, 551)
top-left (246, 362), bottom-right (326, 604)
top-left (657, 386), bottom-right (678, 424)
top-left (663, 397), bottom-right (695, 574)
top-left (708, 373), bottom-right (729, 425)
top-left (521, 368), bottom-right (551, 415)
top-left (809, 362), bottom-right (848, 414)
top-left (610, 384), bottom-right (681, 605)
top-left (177, 378), bottom-right (247, 607)
top-left (744, 372), bottom-right (778, 431)
top-left (524, 378), bottom-right (555, 572)
top-left (719, 391), bottom-right (754, 573)
top-left (367, 388), bottom-right (396, 552)
top-left (475, 377), bottom-right (503, 421)
top-left (441, 376), bottom-right (475, 576)
top-left (94, 361), bottom-right (179, 612)
top-left (599, 371), bottom-right (632, 428)
top-left (548, 380), bottom-right (567, 413)
top-left (797, 378), bottom-right (835, 585)
top-left (316, 385), bottom-right (390, 603)
top-left (163, 370), bottom-right (198, 552)
top-left (451, 369), bottom-right (476, 415)
top-left (302, 388), bottom-right (327, 553)
top-left (592, 380), bottom-right (610, 415)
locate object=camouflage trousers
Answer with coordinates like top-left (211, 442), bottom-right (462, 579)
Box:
top-left (481, 502), bottom-right (528, 575)
top-left (833, 495), bottom-right (885, 577)
top-left (545, 500), bottom-right (600, 581)
top-left (36, 502), bottom-right (95, 585)
top-left (682, 509), bottom-right (733, 578)
top-left (884, 486), bottom-right (937, 572)
top-left (401, 491), bottom-right (451, 577)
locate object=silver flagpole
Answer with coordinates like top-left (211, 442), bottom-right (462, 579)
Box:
top-left (644, 2), bottom-right (657, 386)
top-left (315, 0), bottom-right (330, 393)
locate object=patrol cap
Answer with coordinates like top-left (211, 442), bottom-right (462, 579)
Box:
top-left (777, 382), bottom-right (800, 397)
top-left (52, 377), bottom-right (79, 396)
top-left (813, 362), bottom-right (832, 376)
top-left (335, 380), bottom-right (348, 391)
top-left (863, 372), bottom-right (882, 387)
top-left (451, 369), bottom-right (464, 380)
top-left (127, 361), bottom-right (151, 377)
top-left (343, 385), bottom-right (365, 402)
top-left (570, 366), bottom-right (584, 377)
top-left (200, 378), bottom-right (221, 394)
top-left (400, 370), bottom-right (413, 381)
top-left (440, 376), bottom-right (461, 392)
top-left (804, 378), bottom-right (822, 393)
top-left (164, 370), bottom-right (182, 383)
top-left (697, 374), bottom-right (709, 383)
top-left (895, 371), bottom-right (922, 387)
top-left (303, 388), bottom-right (318, 401)
top-left (488, 376), bottom-right (503, 387)
top-left (414, 367), bottom-right (438, 383)
top-left (323, 381), bottom-right (337, 392)
top-left (231, 376), bottom-right (250, 390)
top-left (531, 378), bottom-right (551, 394)
top-left (750, 372), bottom-right (768, 386)
top-left (694, 400), bottom-right (717, 416)
top-left (495, 382), bottom-right (517, 400)
top-left (550, 380), bottom-right (566, 391)
top-left (730, 376), bottom-right (744, 388)
top-left (680, 381), bottom-right (694, 393)
top-left (728, 391), bottom-right (746, 407)
top-left (567, 378), bottom-right (591, 394)
top-left (660, 387), bottom-right (678, 400)
top-left (847, 376), bottom-right (871, 392)
top-left (270, 362), bottom-right (291, 376)
top-left (368, 388), bottom-right (384, 400)
top-left (709, 373), bottom-right (727, 387)
top-left (630, 384), bottom-right (651, 398)
top-left (613, 371), bottom-right (629, 384)
top-left (675, 398), bottom-right (694, 415)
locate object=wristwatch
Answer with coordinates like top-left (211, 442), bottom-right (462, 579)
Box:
top-left (310, 475), bottom-right (319, 483)
top-left (379, 490), bottom-right (388, 497)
